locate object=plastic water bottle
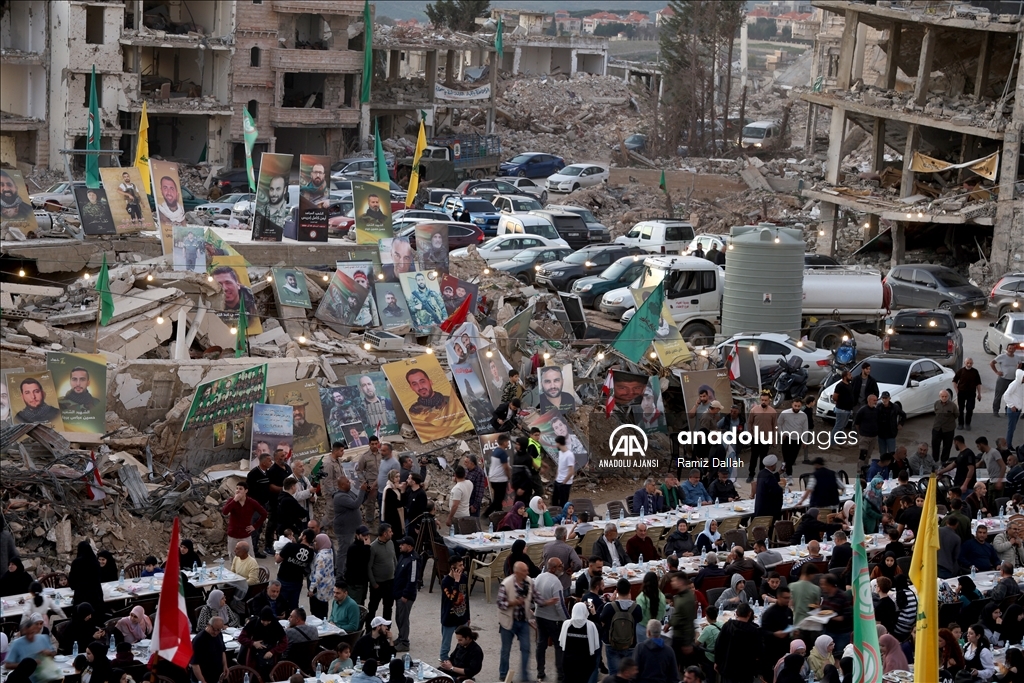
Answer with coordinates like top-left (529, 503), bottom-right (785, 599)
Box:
top-left (418, 661), bottom-right (425, 680)
top-left (449, 525), bottom-right (455, 538)
top-left (1001, 505), bottom-right (1007, 519)
top-left (701, 548), bottom-right (707, 563)
top-left (315, 663), bottom-right (322, 681)
top-left (800, 535), bottom-right (806, 549)
top-left (355, 657), bottom-right (361, 669)
top-left (118, 569), bottom-right (125, 585)
top-left (640, 505), bottom-right (646, 522)
top-left (72, 642), bottom-right (78, 658)
top-left (696, 605), bottom-right (703, 621)
top-left (878, 523), bottom-right (884, 536)
top-left (809, 672), bottom-right (817, 683)
top-left (639, 554), bottom-right (645, 570)
top-left (978, 510), bottom-right (983, 521)
top-left (526, 520), bottom-right (531, 533)
top-left (972, 565), bottom-right (977, 578)
top-left (243, 673), bottom-right (250, 683)
top-left (192, 561), bottom-right (198, 575)
top-left (488, 522), bottom-right (494, 534)
top-left (108, 634), bottom-right (116, 654)
top-left (403, 653), bottom-right (412, 670)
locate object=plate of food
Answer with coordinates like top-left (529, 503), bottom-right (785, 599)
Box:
top-left (733, 505), bottom-right (745, 512)
top-left (817, 609), bottom-right (835, 617)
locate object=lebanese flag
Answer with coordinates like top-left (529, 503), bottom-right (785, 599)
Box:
top-left (84, 451), bottom-right (107, 500)
top-left (440, 295), bottom-right (472, 334)
top-left (727, 342), bottom-right (741, 381)
top-left (602, 369), bottom-right (615, 418)
top-left (149, 518), bottom-right (193, 668)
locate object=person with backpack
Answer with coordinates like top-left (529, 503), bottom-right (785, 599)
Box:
top-left (600, 578), bottom-right (644, 677)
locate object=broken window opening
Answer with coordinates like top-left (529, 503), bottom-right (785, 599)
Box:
top-left (282, 73), bottom-right (325, 109)
top-left (294, 14), bottom-right (329, 49)
top-left (83, 72), bottom-right (102, 108)
top-left (250, 46), bottom-right (261, 67)
top-left (85, 6), bottom-right (104, 44)
top-left (247, 99), bottom-right (259, 121)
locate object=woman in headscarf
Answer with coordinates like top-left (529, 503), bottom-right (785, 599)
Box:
top-left (870, 552), bottom-right (902, 580)
top-left (497, 502), bottom-right (528, 532)
top-left (892, 574), bottom-right (918, 642)
top-left (0, 558), bottom-right (33, 597)
top-left (982, 602), bottom-right (1005, 645)
top-left (115, 605), bottom-right (152, 645)
top-left (958, 575), bottom-right (985, 605)
top-left (808, 635), bottom-right (836, 680)
top-left (387, 658), bottom-right (412, 683)
top-left (838, 500), bottom-right (856, 526)
top-left (775, 653), bottom-right (810, 683)
top-left (178, 540), bottom-right (202, 570)
top-left (559, 602), bottom-right (600, 683)
top-left (715, 574), bottom-right (747, 610)
top-left (502, 539), bottom-right (539, 578)
top-left (1003, 605), bottom-right (1024, 647)
top-left (96, 551), bottom-right (118, 584)
top-left (939, 627), bottom-right (966, 677)
top-left (526, 496), bottom-right (553, 528)
top-left (196, 589), bottom-right (240, 631)
top-left (381, 469), bottom-right (405, 546)
top-left (69, 542), bottom-right (105, 616)
top-left (663, 519), bottom-right (695, 557)
top-left (553, 502), bottom-right (577, 525)
top-left (308, 533), bottom-right (334, 620)
top-left (694, 519), bottom-right (725, 554)
top-left (774, 639), bottom-right (811, 682)
top-left (84, 640), bottom-right (115, 683)
top-left (66, 603), bottom-right (106, 655)
top-left (879, 633), bottom-right (909, 672)
top-left (238, 607), bottom-right (288, 674)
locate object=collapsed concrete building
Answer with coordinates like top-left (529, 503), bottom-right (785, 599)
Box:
top-left (803, 1), bottom-right (1024, 275)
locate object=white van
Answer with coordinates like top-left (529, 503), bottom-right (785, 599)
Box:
top-left (496, 214), bottom-right (567, 246)
top-left (740, 120), bottom-right (782, 149)
top-left (614, 219), bottom-right (695, 255)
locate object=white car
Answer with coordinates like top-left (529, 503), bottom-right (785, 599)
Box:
top-left (393, 208), bottom-right (449, 222)
top-left (495, 176), bottom-right (548, 204)
top-left (450, 234), bottom-right (569, 263)
top-left (815, 356), bottom-right (954, 421)
top-left (984, 312), bottom-right (1024, 355)
top-left (546, 164), bottom-right (609, 193)
top-left (714, 333), bottom-right (834, 387)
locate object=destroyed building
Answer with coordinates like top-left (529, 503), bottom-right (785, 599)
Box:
top-left (801, 1), bottom-right (1024, 277)
top-left (0, 0), bottom-right (49, 171)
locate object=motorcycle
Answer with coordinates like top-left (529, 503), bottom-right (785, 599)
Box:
top-left (820, 338), bottom-right (858, 390)
top-left (771, 356), bottom-right (809, 407)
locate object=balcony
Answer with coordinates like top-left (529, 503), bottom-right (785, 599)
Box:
top-left (271, 0), bottom-right (363, 16)
top-left (270, 48), bottom-right (363, 73)
top-left (270, 106), bottom-right (360, 127)
top-left (0, 49), bottom-right (45, 66)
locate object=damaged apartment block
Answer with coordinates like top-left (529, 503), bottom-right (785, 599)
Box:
top-left (802, 1), bottom-right (1024, 278)
top-left (0, 0), bottom-right (49, 171)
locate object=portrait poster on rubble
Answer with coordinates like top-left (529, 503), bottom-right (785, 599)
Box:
top-left (203, 228), bottom-right (244, 260)
top-left (231, 419), bottom-right (246, 445)
top-left (523, 409), bottom-right (589, 468)
top-left (631, 287), bottom-right (692, 367)
top-left (441, 275), bottom-right (479, 317)
top-left (0, 369), bottom-right (20, 426)
top-left (316, 269), bottom-right (369, 327)
top-left (297, 154), bottom-right (331, 240)
top-left (379, 236), bottom-right (417, 282)
top-left (319, 385), bottom-right (371, 446)
top-left (634, 376), bottom-right (668, 435)
top-left (399, 271), bottom-right (447, 333)
top-left (353, 180), bottom-right (392, 245)
top-left (73, 186), bottom-right (117, 236)
top-left (210, 255), bottom-right (262, 335)
top-left (610, 371), bottom-right (650, 422)
top-left (504, 305), bottom-right (535, 351)
top-left (267, 379), bottom-right (329, 458)
top-left (46, 352), bottom-right (106, 434)
top-left (182, 364), bottom-right (268, 432)
top-left (335, 261), bottom-right (379, 328)
top-left (537, 364), bottom-right (580, 413)
top-left (271, 268), bottom-right (311, 309)
top-left (0, 169), bottom-right (38, 235)
top-left (213, 422), bottom-right (228, 448)
top-left (251, 152), bottom-right (293, 242)
top-left (415, 223), bottom-right (450, 274)
top-left (174, 226), bottom-right (207, 272)
top-left (676, 367), bottom-right (732, 430)
top-left (446, 338), bottom-right (493, 430)
top-left (479, 348), bottom-right (513, 408)
top-left (448, 321), bottom-right (488, 357)
top-left (382, 354), bottom-right (473, 443)
top-left (149, 159), bottom-right (186, 254)
top-left (375, 283), bottom-right (413, 332)
top-left (99, 167), bottom-right (155, 235)
top-left (251, 403), bottom-right (294, 466)
top-left (345, 371), bottom-right (400, 437)
top-left (6, 371), bottom-right (65, 431)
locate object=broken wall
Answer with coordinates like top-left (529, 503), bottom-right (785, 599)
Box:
top-left (0, 0), bottom-right (47, 52)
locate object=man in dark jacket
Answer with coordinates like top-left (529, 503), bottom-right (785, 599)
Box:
top-left (512, 437), bottom-right (537, 505)
top-left (332, 476), bottom-right (367, 579)
top-left (828, 530), bottom-right (853, 571)
top-left (276, 477), bottom-right (309, 536)
top-left (707, 468), bottom-right (739, 503)
top-left (345, 526), bottom-right (372, 606)
top-left (876, 392), bottom-right (906, 457)
top-left (490, 398), bottom-right (521, 432)
top-left (759, 587), bottom-right (793, 681)
top-left (248, 580), bottom-right (290, 618)
top-left (850, 363), bottom-right (880, 411)
top-left (793, 508), bottom-right (843, 543)
top-left (635, 620), bottom-right (678, 683)
top-left (853, 394), bottom-right (881, 464)
top-left (798, 458), bottom-right (841, 509)
top-left (594, 524), bottom-right (630, 567)
top-left (714, 602), bottom-right (763, 682)
top-left (392, 536), bottom-right (418, 652)
top-left (753, 455), bottom-right (784, 521)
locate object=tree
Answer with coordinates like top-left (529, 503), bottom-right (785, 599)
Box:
top-left (747, 17), bottom-right (777, 40)
top-left (425, 0), bottom-right (491, 33)
top-left (781, 25), bottom-right (792, 40)
top-left (594, 22), bottom-right (633, 38)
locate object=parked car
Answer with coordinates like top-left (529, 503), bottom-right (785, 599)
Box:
top-left (816, 355), bottom-right (954, 420)
top-left (804, 253), bottom-right (841, 268)
top-left (882, 309), bottom-right (965, 369)
top-left (614, 219), bottom-right (696, 254)
top-left (450, 234), bottom-right (569, 263)
top-left (989, 272), bottom-right (1024, 317)
top-left (210, 168), bottom-right (253, 194)
top-left (195, 193), bottom-right (255, 215)
top-left (499, 152), bottom-right (565, 178)
top-left (399, 221), bottom-right (485, 251)
top-left (491, 246), bottom-right (574, 285)
top-left (491, 194), bottom-right (543, 214)
top-left (495, 176), bottom-right (548, 203)
top-left (529, 209), bottom-right (589, 250)
top-left (546, 204), bottom-right (609, 243)
top-left (535, 244), bottom-right (645, 292)
top-left (393, 208), bottom-right (450, 222)
top-left (884, 264), bottom-right (987, 315)
top-left (984, 312), bottom-right (1024, 355)
top-left (30, 181), bottom-right (83, 209)
top-left (330, 154), bottom-right (395, 179)
top-left (740, 120), bottom-right (782, 149)
top-left (612, 134), bottom-right (647, 153)
top-left (684, 234), bottom-right (729, 256)
top-left (441, 196), bottom-right (503, 236)
top-left (456, 179), bottom-right (521, 196)
top-left (571, 255), bottom-right (648, 307)
top-left (714, 332), bottom-right (834, 387)
top-left (496, 214), bottom-right (563, 243)
top-left (546, 164), bottom-right (609, 193)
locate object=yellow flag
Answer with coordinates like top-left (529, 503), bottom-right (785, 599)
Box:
top-left (134, 101), bottom-right (151, 195)
top-left (404, 117), bottom-right (428, 208)
top-left (910, 474), bottom-right (940, 683)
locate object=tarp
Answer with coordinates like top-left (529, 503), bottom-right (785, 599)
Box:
top-left (434, 83), bottom-right (492, 101)
top-left (910, 151), bottom-right (999, 181)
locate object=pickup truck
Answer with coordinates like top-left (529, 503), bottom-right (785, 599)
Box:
top-left (882, 309), bottom-right (966, 369)
top-left (420, 134), bottom-right (501, 181)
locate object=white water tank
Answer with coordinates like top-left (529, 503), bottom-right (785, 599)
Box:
top-left (722, 225), bottom-right (803, 337)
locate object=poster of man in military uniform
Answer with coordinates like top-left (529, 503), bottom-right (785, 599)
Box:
top-left (46, 352), bottom-right (106, 434)
top-left (318, 385), bottom-right (370, 446)
top-left (266, 380), bottom-right (329, 458)
top-left (315, 269), bottom-right (369, 327)
top-left (74, 186), bottom-right (117, 235)
top-left (252, 152), bottom-right (293, 241)
top-left (399, 271), bottom-right (447, 333)
top-left (382, 355), bottom-right (473, 444)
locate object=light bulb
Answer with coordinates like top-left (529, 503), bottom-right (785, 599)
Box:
top-left (425, 347), bottom-right (434, 354)
top-left (364, 342), bottom-right (372, 350)
top-left (156, 316), bottom-right (164, 324)
top-left (906, 213), bottom-right (912, 219)
top-left (596, 352), bottom-right (605, 360)
top-left (146, 274), bottom-right (153, 281)
top-left (886, 328), bottom-right (894, 335)
top-left (700, 349), bottom-right (708, 356)
top-left (971, 310), bottom-right (978, 318)
top-left (1014, 301), bottom-right (1020, 308)
top-left (83, 272), bottom-right (90, 280)
top-left (917, 212), bottom-right (923, 218)
top-left (323, 274), bottom-right (329, 281)
top-left (796, 340), bottom-right (803, 347)
top-left (863, 222), bottom-right (870, 228)
top-left (649, 351), bottom-right (657, 359)
top-left (18, 269), bottom-right (25, 277)
top-left (543, 352), bottom-right (551, 360)
top-left (485, 350), bottom-right (493, 358)
top-left (819, 230), bottom-right (825, 236)
top-left (483, 268), bottom-right (490, 275)
top-left (727, 244), bottom-right (734, 250)
top-left (298, 336), bottom-right (307, 344)
top-left (230, 327), bottom-right (238, 335)
top-left (378, 273), bottom-right (384, 280)
top-left (774, 237), bottom-right (780, 244)
top-left (208, 275), bottom-right (214, 282)
top-left (266, 275), bottom-right (273, 282)
top-left (842, 335), bottom-right (849, 342)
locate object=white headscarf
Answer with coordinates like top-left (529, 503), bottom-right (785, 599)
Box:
top-left (559, 602), bottom-right (600, 654)
top-left (529, 496), bottom-right (546, 527)
top-left (814, 634), bottom-right (834, 658)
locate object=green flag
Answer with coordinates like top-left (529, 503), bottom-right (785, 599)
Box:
top-left (360, 0), bottom-right (372, 103)
top-left (235, 297), bottom-right (248, 357)
top-left (373, 120), bottom-right (389, 183)
top-left (86, 65), bottom-right (101, 188)
top-left (659, 170), bottom-right (667, 192)
top-left (495, 16), bottom-right (504, 64)
top-left (95, 253), bottom-right (115, 326)
top-left (242, 106), bottom-right (258, 193)
top-left (612, 281), bottom-right (665, 363)
top-left (851, 479), bottom-right (884, 683)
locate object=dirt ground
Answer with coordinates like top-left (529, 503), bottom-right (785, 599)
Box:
top-left (608, 167), bottom-right (748, 200)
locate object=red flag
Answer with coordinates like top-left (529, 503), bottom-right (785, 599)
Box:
top-left (440, 295), bottom-right (472, 334)
top-left (602, 369), bottom-right (615, 418)
top-left (727, 342), bottom-right (741, 381)
top-left (85, 451), bottom-right (106, 501)
top-left (149, 518), bottom-right (193, 668)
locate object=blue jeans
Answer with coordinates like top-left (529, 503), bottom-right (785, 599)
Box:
top-left (606, 647), bottom-right (634, 677)
top-left (831, 409), bottom-right (851, 443)
top-left (500, 620), bottom-right (531, 682)
top-left (279, 580), bottom-right (302, 612)
top-left (1009, 407), bottom-right (1022, 449)
top-left (440, 624), bottom-right (457, 662)
top-left (878, 437), bottom-right (896, 457)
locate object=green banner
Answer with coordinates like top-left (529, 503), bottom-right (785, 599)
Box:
top-left (86, 65), bottom-right (101, 188)
top-left (851, 479), bottom-right (884, 683)
top-left (182, 364), bottom-right (268, 433)
top-left (612, 282), bottom-right (665, 363)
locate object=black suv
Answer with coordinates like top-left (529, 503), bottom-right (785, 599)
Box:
top-left (535, 244), bottom-right (645, 292)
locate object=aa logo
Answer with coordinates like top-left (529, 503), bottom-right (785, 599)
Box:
top-left (609, 424), bottom-right (648, 458)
